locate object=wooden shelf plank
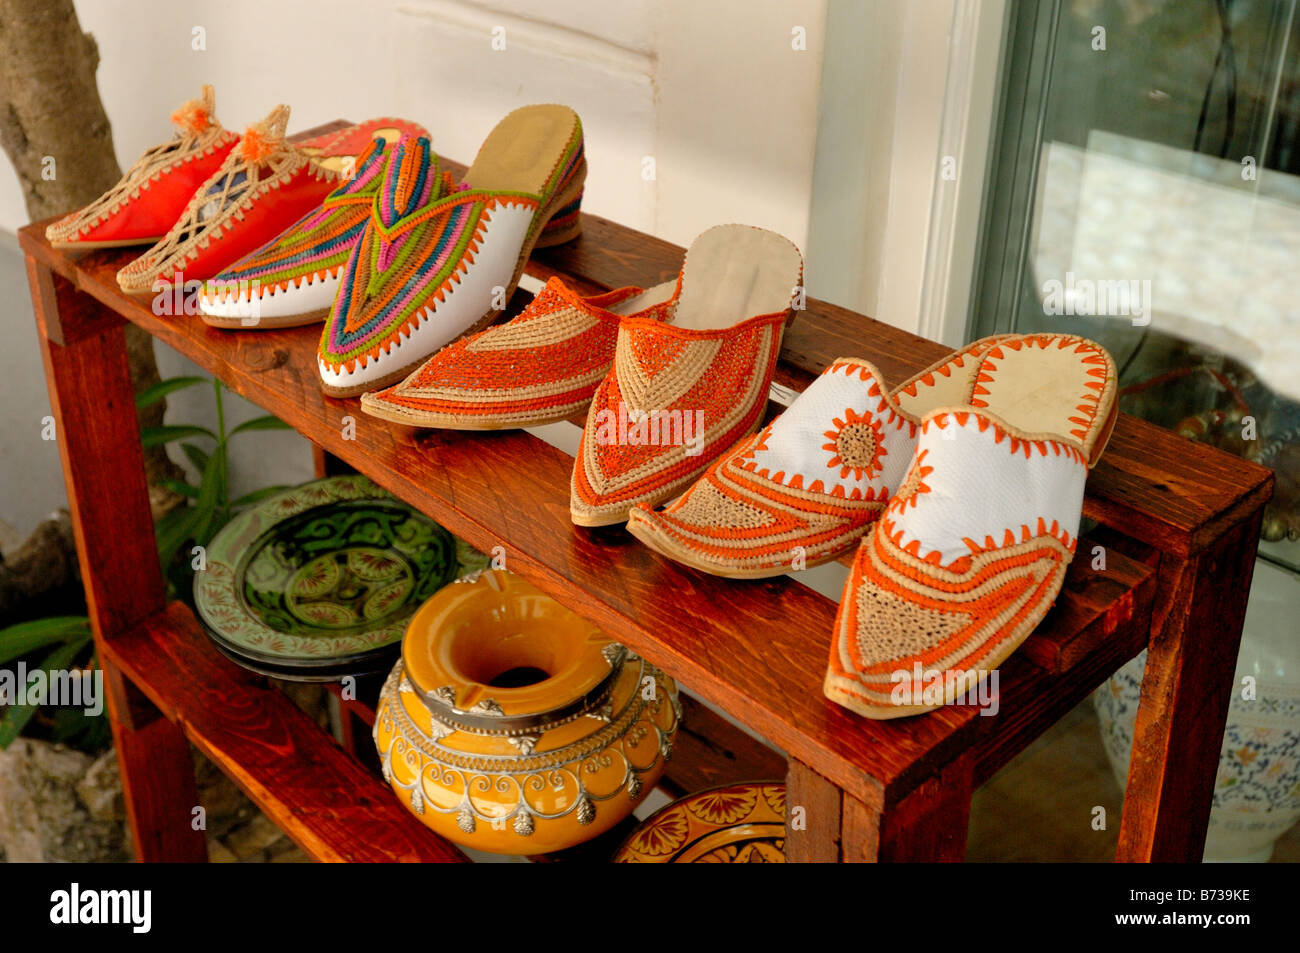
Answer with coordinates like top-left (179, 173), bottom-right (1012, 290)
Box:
top-left (20, 217), bottom-right (1159, 810)
top-left (100, 603), bottom-right (468, 864)
top-left (21, 191), bottom-right (1273, 560)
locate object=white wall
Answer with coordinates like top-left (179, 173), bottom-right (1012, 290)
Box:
top-left (0, 0), bottom-right (837, 536)
top-left (800, 0), bottom-right (977, 340)
top-left (2, 0), bottom-right (828, 245)
top-left (0, 0), bottom-right (1000, 527)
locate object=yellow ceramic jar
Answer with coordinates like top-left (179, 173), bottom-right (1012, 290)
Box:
top-left (374, 569), bottom-right (680, 855)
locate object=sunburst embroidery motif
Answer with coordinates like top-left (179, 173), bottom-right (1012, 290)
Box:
top-left (889, 449), bottom-right (934, 512)
top-left (823, 408), bottom-right (887, 481)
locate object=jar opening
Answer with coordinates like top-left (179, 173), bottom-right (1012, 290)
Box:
top-left (449, 623), bottom-right (579, 693)
top-left (487, 665), bottom-right (551, 689)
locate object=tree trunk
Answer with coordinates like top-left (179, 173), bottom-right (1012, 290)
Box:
top-left (0, 511), bottom-right (82, 625)
top-left (0, 0), bottom-right (184, 577)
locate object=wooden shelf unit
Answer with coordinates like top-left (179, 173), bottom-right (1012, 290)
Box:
top-left (20, 129), bottom-right (1272, 863)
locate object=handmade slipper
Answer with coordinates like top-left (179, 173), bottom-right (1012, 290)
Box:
top-left (197, 126), bottom-right (432, 329)
top-left (569, 224), bottom-right (803, 527)
top-left (622, 336), bottom-right (1014, 578)
top-left (45, 85), bottom-right (239, 250)
top-left (116, 108), bottom-right (418, 294)
top-left (357, 276), bottom-right (678, 428)
top-left (316, 104), bottom-right (587, 398)
top-left (625, 358), bottom-right (913, 576)
top-left (824, 334), bottom-right (1118, 719)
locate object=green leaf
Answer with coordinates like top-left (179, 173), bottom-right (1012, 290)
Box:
top-left (0, 617), bottom-right (90, 666)
top-left (80, 707), bottom-right (112, 752)
top-left (229, 415), bottom-right (292, 437)
top-left (160, 479), bottom-right (200, 499)
top-left (229, 484), bottom-right (290, 509)
top-left (141, 425), bottom-right (215, 448)
top-left (191, 444), bottom-right (228, 547)
top-left (180, 442), bottom-right (210, 474)
top-left (134, 376), bottom-right (207, 410)
top-left (155, 503), bottom-right (200, 563)
top-left (0, 636), bottom-right (90, 749)
top-left (49, 705), bottom-right (90, 744)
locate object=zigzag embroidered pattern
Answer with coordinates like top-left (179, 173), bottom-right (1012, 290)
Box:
top-left (365, 279), bottom-right (673, 427)
top-left (825, 523), bottom-right (1072, 711)
top-left (204, 136), bottom-right (398, 299)
top-left (318, 129), bottom-right (588, 377)
top-left (631, 430), bottom-right (887, 573)
top-left (573, 310), bottom-right (785, 520)
top-left (968, 335), bottom-right (1112, 446)
top-left (883, 412), bottom-right (1086, 572)
top-left (322, 189), bottom-right (511, 371)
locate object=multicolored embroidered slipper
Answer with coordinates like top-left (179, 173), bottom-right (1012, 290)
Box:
top-left (197, 125), bottom-right (431, 329)
top-left (570, 225), bottom-right (804, 527)
top-left (824, 334), bottom-right (1118, 719)
top-left (357, 275), bottom-right (678, 428)
top-left (116, 107), bottom-right (413, 294)
top-left (623, 336), bottom-right (1014, 578)
top-left (316, 104), bottom-right (587, 398)
top-left (45, 85), bottom-right (239, 250)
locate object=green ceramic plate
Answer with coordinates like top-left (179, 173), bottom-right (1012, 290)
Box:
top-left (195, 476), bottom-right (461, 668)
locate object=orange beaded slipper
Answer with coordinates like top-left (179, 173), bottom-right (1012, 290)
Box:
top-left (359, 276), bottom-right (678, 428)
top-left (824, 334), bottom-right (1118, 719)
top-left (45, 85), bottom-right (239, 250)
top-left (624, 336), bottom-right (1013, 578)
top-left (116, 107), bottom-right (420, 294)
top-left (570, 225), bottom-right (803, 527)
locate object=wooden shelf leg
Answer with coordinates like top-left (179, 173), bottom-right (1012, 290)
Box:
top-left (104, 665), bottom-right (209, 861)
top-left (786, 757), bottom-right (972, 862)
top-left (28, 260), bottom-right (207, 862)
top-left (844, 756), bottom-right (973, 862)
top-left (785, 759), bottom-right (842, 861)
top-left (1116, 510), bottom-right (1265, 862)
top-left (311, 442), bottom-right (353, 479)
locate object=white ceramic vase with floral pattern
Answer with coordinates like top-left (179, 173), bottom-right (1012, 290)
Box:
top-left (1093, 561), bottom-right (1300, 862)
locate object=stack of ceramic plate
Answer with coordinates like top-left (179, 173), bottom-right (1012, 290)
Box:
top-left (194, 475), bottom-right (480, 681)
top-left (613, 782), bottom-right (787, 863)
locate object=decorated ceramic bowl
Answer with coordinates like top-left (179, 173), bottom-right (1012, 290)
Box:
top-left (374, 569), bottom-right (680, 855)
top-left (614, 781), bottom-right (786, 863)
top-left (194, 475), bottom-right (460, 679)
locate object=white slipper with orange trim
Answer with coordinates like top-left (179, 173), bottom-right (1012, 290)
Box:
top-left (624, 335), bottom-right (1013, 578)
top-left (626, 358), bottom-right (916, 577)
top-left (824, 333), bottom-right (1117, 719)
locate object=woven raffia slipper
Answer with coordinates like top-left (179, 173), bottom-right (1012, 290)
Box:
top-left (570, 225), bottom-right (803, 527)
top-left (116, 107), bottom-right (406, 294)
top-left (316, 104), bottom-right (587, 398)
top-left (623, 336), bottom-right (1013, 578)
top-left (357, 275), bottom-right (678, 428)
top-left (45, 85), bottom-right (239, 250)
top-left (197, 125), bottom-right (430, 329)
top-left (824, 333), bottom-right (1118, 719)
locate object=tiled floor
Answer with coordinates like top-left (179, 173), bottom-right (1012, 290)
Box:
top-left (969, 698), bottom-right (1299, 863)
